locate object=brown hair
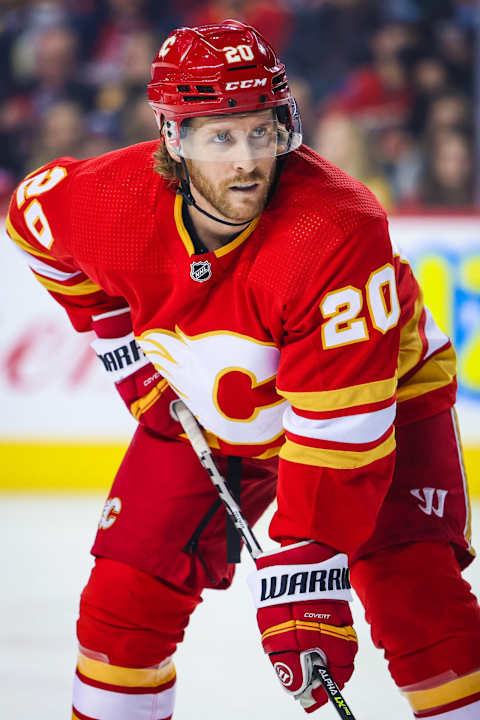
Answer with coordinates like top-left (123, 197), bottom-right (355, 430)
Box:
top-left (153, 140), bottom-right (182, 185)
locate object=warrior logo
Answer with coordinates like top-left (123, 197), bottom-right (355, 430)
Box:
top-left (410, 487), bottom-right (448, 517)
top-left (190, 260), bottom-right (212, 282)
top-left (260, 566), bottom-right (351, 602)
top-left (274, 662), bottom-right (293, 687)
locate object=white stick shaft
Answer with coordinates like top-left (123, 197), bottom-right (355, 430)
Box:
top-left (171, 400), bottom-right (262, 559)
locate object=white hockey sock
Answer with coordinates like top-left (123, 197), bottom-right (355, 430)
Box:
top-left (72, 649), bottom-right (176, 720)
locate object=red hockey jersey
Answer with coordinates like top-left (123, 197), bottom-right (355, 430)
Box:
top-left (6, 142), bottom-right (456, 554)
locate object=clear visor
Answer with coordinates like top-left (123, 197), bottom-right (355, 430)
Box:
top-left (165, 106), bottom-right (302, 161)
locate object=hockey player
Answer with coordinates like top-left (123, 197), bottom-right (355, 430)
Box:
top-left (6, 19), bottom-right (480, 720)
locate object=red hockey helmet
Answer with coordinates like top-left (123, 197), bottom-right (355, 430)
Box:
top-left (148, 19), bottom-right (302, 158)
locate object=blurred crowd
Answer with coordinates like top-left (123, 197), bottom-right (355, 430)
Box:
top-left (0, 0), bottom-right (477, 212)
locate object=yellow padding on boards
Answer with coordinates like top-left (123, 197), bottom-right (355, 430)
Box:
top-left (77, 653), bottom-right (175, 687)
top-left (0, 442), bottom-right (127, 492)
top-left (0, 442), bottom-right (479, 495)
top-left (404, 668), bottom-right (480, 712)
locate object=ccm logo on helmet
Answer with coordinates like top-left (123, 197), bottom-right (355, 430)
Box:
top-left (225, 78), bottom-right (267, 90)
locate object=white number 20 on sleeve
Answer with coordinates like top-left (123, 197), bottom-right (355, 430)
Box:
top-left (15, 166), bottom-right (67, 250)
top-left (320, 264), bottom-right (400, 349)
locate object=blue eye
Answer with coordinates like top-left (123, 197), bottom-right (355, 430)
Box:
top-left (252, 127), bottom-right (266, 137)
top-left (213, 132), bottom-right (230, 144)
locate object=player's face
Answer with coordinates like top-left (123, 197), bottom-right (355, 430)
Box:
top-left (184, 111), bottom-right (277, 222)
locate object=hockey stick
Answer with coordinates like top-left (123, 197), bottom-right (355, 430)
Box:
top-left (171, 399), bottom-right (357, 720)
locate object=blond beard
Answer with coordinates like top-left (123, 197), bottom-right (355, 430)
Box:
top-left (186, 160), bottom-right (276, 221)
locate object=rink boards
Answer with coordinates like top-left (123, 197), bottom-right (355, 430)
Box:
top-left (1, 214), bottom-right (479, 493)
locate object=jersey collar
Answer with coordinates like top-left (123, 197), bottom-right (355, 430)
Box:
top-left (173, 194), bottom-right (260, 258)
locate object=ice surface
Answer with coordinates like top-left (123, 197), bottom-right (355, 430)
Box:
top-left (2, 496), bottom-right (479, 719)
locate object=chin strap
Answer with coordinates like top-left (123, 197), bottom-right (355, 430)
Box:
top-left (177, 157), bottom-right (254, 228)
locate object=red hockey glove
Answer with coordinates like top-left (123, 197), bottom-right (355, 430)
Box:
top-left (90, 308), bottom-right (181, 437)
top-left (248, 541), bottom-right (357, 713)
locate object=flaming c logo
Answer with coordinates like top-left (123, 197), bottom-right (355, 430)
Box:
top-left (98, 497), bottom-right (122, 530)
top-left (137, 326), bottom-right (286, 444)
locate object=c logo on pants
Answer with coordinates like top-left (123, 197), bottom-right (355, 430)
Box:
top-left (98, 497), bottom-right (122, 529)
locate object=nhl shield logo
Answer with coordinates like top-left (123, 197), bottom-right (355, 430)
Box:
top-left (190, 260), bottom-right (212, 282)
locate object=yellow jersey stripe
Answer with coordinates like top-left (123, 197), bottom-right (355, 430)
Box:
top-left (452, 406), bottom-right (473, 550)
top-left (31, 270), bottom-right (102, 296)
top-left (130, 379), bottom-right (168, 420)
top-left (397, 345), bottom-right (456, 403)
top-left (178, 429), bottom-right (284, 453)
top-left (77, 652), bottom-right (176, 688)
top-left (202, 429), bottom-right (222, 450)
top-left (178, 429), bottom-right (222, 450)
top-left (214, 215), bottom-right (260, 258)
top-left (6, 213), bottom-right (54, 260)
top-left (403, 668), bottom-right (480, 712)
top-left (277, 375), bottom-right (397, 412)
top-left (174, 195), bottom-right (195, 256)
top-left (280, 428), bottom-right (395, 469)
top-left (253, 445), bottom-right (283, 460)
top-left (398, 293), bottom-right (425, 379)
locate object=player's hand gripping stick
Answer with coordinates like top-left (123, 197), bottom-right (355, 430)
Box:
top-left (171, 399), bottom-right (357, 720)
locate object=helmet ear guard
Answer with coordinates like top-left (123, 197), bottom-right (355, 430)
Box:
top-left (154, 115), bottom-right (182, 153)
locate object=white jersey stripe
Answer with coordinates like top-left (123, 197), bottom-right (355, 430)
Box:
top-left (92, 306), bottom-right (131, 321)
top-left (15, 245), bottom-right (82, 281)
top-left (389, 234), bottom-right (411, 263)
top-left (283, 402), bottom-right (396, 445)
top-left (424, 306), bottom-right (450, 360)
top-left (451, 406), bottom-right (472, 553)
top-left (73, 673), bottom-right (175, 720)
top-left (390, 234), bottom-right (401, 257)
